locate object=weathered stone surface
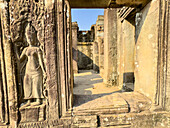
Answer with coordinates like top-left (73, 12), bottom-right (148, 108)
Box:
top-left (77, 42), bottom-right (93, 70)
top-left (99, 125), bottom-right (131, 128)
top-left (72, 22), bottom-right (79, 73)
top-left (78, 30), bottom-right (94, 42)
top-left (18, 121), bottom-right (48, 128)
top-left (72, 27), bottom-right (95, 70)
top-left (95, 16), bottom-right (104, 77)
top-left (100, 112), bottom-right (169, 127)
top-left (93, 15), bottom-right (104, 74)
top-left (93, 41), bottom-right (99, 73)
top-left (117, 7), bottom-right (135, 90)
top-left (72, 115), bottom-right (97, 126)
top-left (120, 92), bottom-right (152, 113)
top-left (135, 0), bottom-right (159, 102)
top-left (164, 0), bottom-right (170, 111)
top-left (73, 93), bottom-right (129, 115)
top-left (1, 1), bottom-right (18, 126)
top-left (0, 25), bottom-right (8, 124)
top-left (68, 0), bottom-right (150, 8)
top-left (19, 104), bottom-right (46, 122)
top-left (0, 0), bottom-right (169, 127)
top-left (104, 8), bottom-right (118, 86)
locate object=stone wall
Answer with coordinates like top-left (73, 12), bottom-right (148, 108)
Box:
top-left (165, 0), bottom-right (170, 110)
top-left (75, 27), bottom-right (95, 70)
top-left (78, 31), bottom-right (94, 42)
top-left (0, 0), bottom-right (73, 127)
top-left (134, 0), bottom-right (159, 102)
top-left (77, 42), bottom-right (93, 69)
top-left (134, 0), bottom-right (170, 111)
top-left (117, 0), bottom-right (170, 111)
top-left (93, 41), bottom-right (99, 73)
top-left (72, 22), bottom-right (79, 73)
top-left (117, 8), bottom-right (135, 90)
top-left (95, 15), bottom-right (104, 75)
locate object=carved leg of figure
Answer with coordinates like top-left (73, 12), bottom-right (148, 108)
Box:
top-left (20, 100), bottom-right (31, 108)
top-left (31, 98), bottom-right (41, 106)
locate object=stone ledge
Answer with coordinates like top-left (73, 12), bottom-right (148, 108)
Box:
top-left (19, 104), bottom-right (46, 123)
top-left (100, 111), bottom-right (169, 127)
top-left (59, 115), bottom-right (97, 127)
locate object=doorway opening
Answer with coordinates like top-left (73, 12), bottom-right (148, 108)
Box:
top-left (71, 9), bottom-right (121, 107)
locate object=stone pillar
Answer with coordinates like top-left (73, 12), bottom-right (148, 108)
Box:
top-left (134, 0), bottom-right (170, 111)
top-left (98, 37), bottom-right (104, 77)
top-left (72, 22), bottom-right (79, 73)
top-left (96, 16), bottom-right (104, 77)
top-left (45, 0), bottom-right (60, 120)
top-left (93, 16), bottom-right (104, 74)
top-left (1, 1), bottom-right (18, 126)
top-left (93, 41), bottom-right (99, 73)
top-left (65, 0), bottom-right (73, 110)
top-left (164, 0), bottom-right (170, 111)
top-left (117, 7), bottom-right (135, 91)
top-left (104, 8), bottom-right (117, 86)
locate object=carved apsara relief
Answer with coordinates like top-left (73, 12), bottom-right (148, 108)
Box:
top-left (18, 23), bottom-right (46, 108)
top-left (7, 0), bottom-right (47, 122)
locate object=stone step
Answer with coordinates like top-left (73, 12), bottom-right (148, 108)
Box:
top-left (62, 111), bottom-right (169, 128)
top-left (73, 93), bottom-right (129, 116)
top-left (119, 92), bottom-right (152, 113)
top-left (99, 111), bottom-right (169, 127)
top-left (72, 107), bottom-right (128, 116)
top-left (99, 125), bottom-right (131, 128)
top-left (60, 115), bottom-right (97, 127)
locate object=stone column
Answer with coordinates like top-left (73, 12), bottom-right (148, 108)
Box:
top-left (93, 41), bottom-right (99, 73)
top-left (93, 16), bottom-right (104, 73)
top-left (45, 0), bottom-right (59, 120)
top-left (72, 22), bottom-right (79, 73)
top-left (96, 16), bottom-right (104, 77)
top-left (104, 8), bottom-right (117, 86)
top-left (1, 1), bottom-right (18, 126)
top-left (98, 37), bottom-right (104, 77)
top-left (65, 0), bottom-right (73, 110)
top-left (164, 0), bottom-right (170, 111)
top-left (117, 7), bottom-right (135, 91)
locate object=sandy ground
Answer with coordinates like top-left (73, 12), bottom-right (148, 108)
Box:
top-left (73, 70), bottom-right (121, 106)
top-left (74, 70), bottom-right (120, 95)
top-left (73, 70), bottom-right (151, 114)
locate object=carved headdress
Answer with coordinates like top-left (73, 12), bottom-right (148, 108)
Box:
top-left (25, 22), bottom-right (40, 46)
top-left (25, 22), bottom-right (36, 36)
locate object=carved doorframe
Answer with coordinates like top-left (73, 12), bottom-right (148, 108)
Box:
top-left (0, 11), bottom-right (9, 126)
top-left (57, 0), bottom-right (73, 117)
top-left (156, 0), bottom-right (169, 110)
top-left (1, 1), bottom-right (18, 126)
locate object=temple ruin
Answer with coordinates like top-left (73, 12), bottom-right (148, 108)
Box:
top-left (0, 0), bottom-right (169, 127)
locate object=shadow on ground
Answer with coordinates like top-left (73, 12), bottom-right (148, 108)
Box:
top-left (73, 90), bottom-right (123, 107)
top-left (73, 70), bottom-right (122, 107)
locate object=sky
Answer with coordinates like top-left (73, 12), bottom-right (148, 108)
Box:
top-left (71, 9), bottom-right (104, 30)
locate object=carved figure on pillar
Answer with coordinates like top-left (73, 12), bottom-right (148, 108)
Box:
top-left (18, 23), bottom-right (46, 108)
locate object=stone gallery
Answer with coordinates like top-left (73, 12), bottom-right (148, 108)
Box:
top-left (0, 0), bottom-right (169, 127)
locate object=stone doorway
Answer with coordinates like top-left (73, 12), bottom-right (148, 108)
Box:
top-left (71, 9), bottom-right (121, 108)
top-left (0, 0), bottom-right (169, 127)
